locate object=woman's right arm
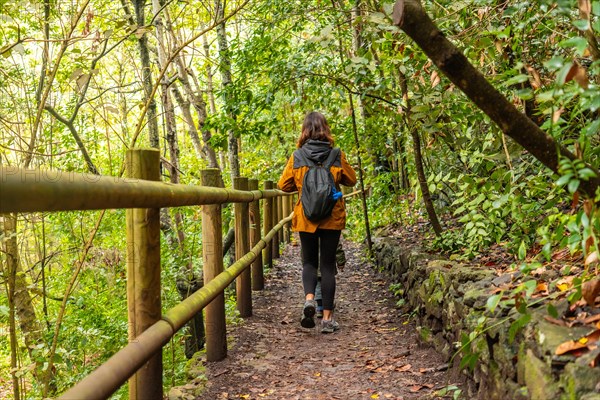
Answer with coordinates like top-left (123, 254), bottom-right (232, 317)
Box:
top-left (277, 155), bottom-right (297, 192)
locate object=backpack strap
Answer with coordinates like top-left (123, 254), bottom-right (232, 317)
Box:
top-left (323, 148), bottom-right (340, 168)
top-left (293, 149), bottom-right (311, 168)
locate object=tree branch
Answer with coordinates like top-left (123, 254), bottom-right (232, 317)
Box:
top-left (43, 106), bottom-right (99, 174)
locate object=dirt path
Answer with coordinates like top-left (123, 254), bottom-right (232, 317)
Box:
top-left (195, 237), bottom-right (460, 400)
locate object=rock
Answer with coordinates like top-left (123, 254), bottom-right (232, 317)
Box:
top-left (185, 351), bottom-right (207, 379)
top-left (535, 317), bottom-right (594, 357)
top-left (560, 362), bottom-right (600, 398)
top-left (518, 349), bottom-right (558, 400)
top-left (417, 325), bottom-right (431, 343)
top-left (491, 273), bottom-right (511, 286)
top-left (580, 395), bottom-right (600, 400)
top-left (462, 284), bottom-right (489, 309)
top-left (168, 388), bottom-right (187, 400)
top-left (448, 264), bottom-right (495, 284)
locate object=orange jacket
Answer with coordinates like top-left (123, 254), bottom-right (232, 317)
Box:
top-left (277, 146), bottom-right (357, 233)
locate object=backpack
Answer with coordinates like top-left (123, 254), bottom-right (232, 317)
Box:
top-left (299, 147), bottom-right (341, 221)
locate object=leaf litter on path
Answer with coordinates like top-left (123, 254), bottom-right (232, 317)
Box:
top-left (195, 237), bottom-right (460, 399)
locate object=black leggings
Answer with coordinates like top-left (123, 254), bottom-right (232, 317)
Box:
top-left (299, 229), bottom-right (341, 310)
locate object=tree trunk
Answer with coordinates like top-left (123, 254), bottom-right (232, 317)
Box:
top-left (1, 215), bottom-right (46, 387)
top-left (182, 73), bottom-right (220, 169)
top-left (153, 0), bottom-right (205, 357)
top-left (153, 0), bottom-right (185, 247)
top-left (397, 70), bottom-right (443, 235)
top-left (170, 84), bottom-right (206, 161)
top-left (393, 0), bottom-right (600, 199)
top-left (161, 89), bottom-right (186, 247)
top-left (397, 133), bottom-right (410, 190)
top-left (2, 215), bottom-right (21, 400)
top-left (162, 9), bottom-right (220, 170)
top-left (411, 131), bottom-right (443, 235)
top-left (215, 0), bottom-right (240, 182)
top-left (203, 34), bottom-right (218, 114)
top-left (131, 0), bottom-right (160, 148)
top-left (349, 94), bottom-right (374, 255)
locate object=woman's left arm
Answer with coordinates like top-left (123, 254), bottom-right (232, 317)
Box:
top-left (340, 151), bottom-right (357, 187)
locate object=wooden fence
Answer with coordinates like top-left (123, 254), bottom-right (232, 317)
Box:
top-left (0, 148), bottom-right (295, 400)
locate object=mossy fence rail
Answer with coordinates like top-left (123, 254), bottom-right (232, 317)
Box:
top-left (0, 148), bottom-right (296, 400)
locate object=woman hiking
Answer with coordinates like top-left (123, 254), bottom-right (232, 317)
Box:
top-left (277, 111), bottom-right (357, 333)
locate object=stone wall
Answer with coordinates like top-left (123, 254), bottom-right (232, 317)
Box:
top-left (373, 233), bottom-right (600, 400)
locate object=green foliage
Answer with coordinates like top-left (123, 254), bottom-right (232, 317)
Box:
top-left (2, 0), bottom-right (600, 396)
top-left (436, 385), bottom-right (463, 400)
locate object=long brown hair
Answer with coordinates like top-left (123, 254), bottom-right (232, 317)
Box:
top-left (296, 111), bottom-right (334, 148)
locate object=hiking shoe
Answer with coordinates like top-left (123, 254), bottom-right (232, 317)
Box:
top-left (301, 300), bottom-right (317, 328)
top-left (321, 319), bottom-right (339, 334)
top-left (316, 306), bottom-right (323, 319)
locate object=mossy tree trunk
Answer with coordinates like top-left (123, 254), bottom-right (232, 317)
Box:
top-left (2, 215), bottom-right (48, 393)
top-left (130, 0), bottom-right (160, 148)
top-left (397, 70), bottom-right (443, 235)
top-left (215, 0), bottom-right (240, 182)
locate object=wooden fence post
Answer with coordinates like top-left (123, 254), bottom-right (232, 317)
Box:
top-left (248, 179), bottom-right (264, 290)
top-left (201, 169), bottom-right (227, 361)
top-left (263, 181), bottom-right (273, 271)
top-left (282, 193), bottom-right (291, 243)
top-left (272, 195), bottom-right (280, 259)
top-left (125, 148), bottom-right (162, 400)
top-left (287, 195), bottom-right (294, 242)
top-left (233, 177), bottom-right (252, 317)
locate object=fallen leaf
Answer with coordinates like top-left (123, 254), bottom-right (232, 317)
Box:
top-left (409, 385), bottom-right (423, 392)
top-left (585, 251), bottom-right (599, 268)
top-left (395, 364), bottom-right (412, 372)
top-left (556, 276), bottom-right (574, 292)
top-left (536, 282), bottom-right (549, 293)
top-left (371, 394), bottom-right (380, 399)
top-left (552, 248), bottom-right (571, 261)
top-left (526, 65), bottom-right (542, 89)
top-left (431, 71), bottom-right (440, 88)
top-left (583, 314), bottom-right (600, 324)
top-left (552, 108), bottom-right (564, 123)
top-left (572, 191), bottom-right (580, 210)
top-left (495, 40), bottom-right (503, 54)
top-left (556, 329), bottom-right (600, 355)
top-left (477, 7), bottom-right (488, 20)
top-left (555, 339), bottom-right (588, 355)
top-left (564, 63), bottom-right (589, 89)
top-left (582, 279), bottom-right (600, 307)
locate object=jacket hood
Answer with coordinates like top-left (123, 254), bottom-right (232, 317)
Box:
top-left (301, 139), bottom-right (332, 164)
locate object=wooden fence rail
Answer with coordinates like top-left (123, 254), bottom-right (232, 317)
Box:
top-left (0, 165), bottom-right (282, 213)
top-left (0, 149), bottom-right (294, 400)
